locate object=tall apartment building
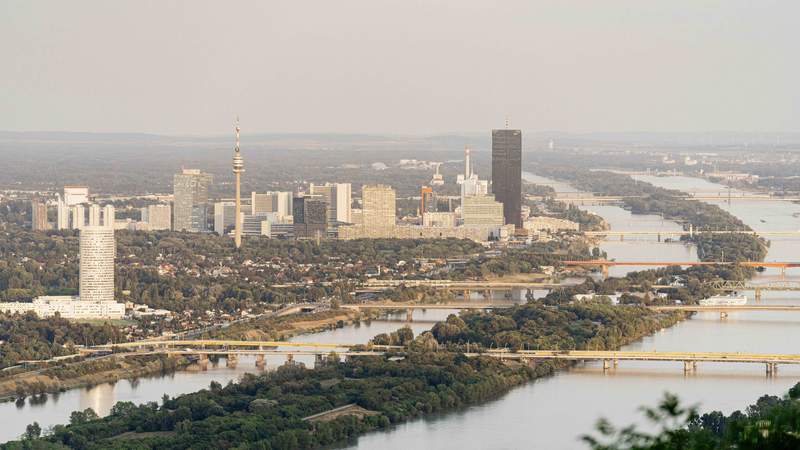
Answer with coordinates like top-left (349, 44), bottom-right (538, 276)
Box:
top-left (462, 194), bottom-right (505, 228)
top-left (214, 201), bottom-right (237, 236)
top-left (89, 204), bottom-right (102, 227)
top-left (103, 204), bottom-right (115, 228)
top-left (31, 199), bottom-right (48, 231)
top-left (310, 183), bottom-right (352, 224)
top-left (63, 186), bottom-right (89, 206)
top-left (420, 186), bottom-right (435, 214)
top-left (56, 195), bottom-right (70, 230)
top-left (173, 169), bottom-right (213, 232)
top-left (362, 185), bottom-right (396, 238)
top-left (491, 129), bottom-right (522, 227)
top-left (71, 204), bottom-right (86, 230)
top-left (292, 196), bottom-right (328, 239)
top-left (141, 204), bottom-right (171, 230)
top-left (251, 191), bottom-right (293, 220)
top-left (335, 183), bottom-right (352, 223)
top-left (56, 186), bottom-right (90, 230)
top-left (79, 226), bottom-right (115, 303)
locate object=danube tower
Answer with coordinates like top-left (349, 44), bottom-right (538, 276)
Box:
top-left (232, 118), bottom-right (244, 248)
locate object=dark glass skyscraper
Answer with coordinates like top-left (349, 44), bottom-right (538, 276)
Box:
top-left (491, 129), bottom-right (522, 227)
top-left (292, 196), bottom-right (328, 239)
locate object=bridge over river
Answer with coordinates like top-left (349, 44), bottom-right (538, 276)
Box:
top-left (71, 340), bottom-right (800, 377)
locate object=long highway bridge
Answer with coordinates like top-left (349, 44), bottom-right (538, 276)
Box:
top-left (72, 339), bottom-right (800, 376)
top-left (478, 349), bottom-right (800, 375)
top-left (529, 193), bottom-right (800, 206)
top-left (362, 280), bottom-right (564, 289)
top-left (563, 260), bottom-right (800, 278)
top-left (342, 301), bottom-right (800, 321)
top-left (584, 230), bottom-right (800, 241)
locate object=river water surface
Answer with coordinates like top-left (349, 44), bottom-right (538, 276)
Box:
top-left (3, 173), bottom-right (800, 448)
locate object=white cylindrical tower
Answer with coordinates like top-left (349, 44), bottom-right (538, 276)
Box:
top-left (79, 226), bottom-right (115, 302)
top-left (232, 119), bottom-right (244, 249)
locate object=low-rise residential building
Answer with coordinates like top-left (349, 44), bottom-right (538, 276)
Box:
top-left (524, 216), bottom-right (580, 232)
top-left (0, 296), bottom-right (126, 319)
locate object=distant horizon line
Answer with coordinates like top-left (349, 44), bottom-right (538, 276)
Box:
top-left (2, 129), bottom-right (800, 139)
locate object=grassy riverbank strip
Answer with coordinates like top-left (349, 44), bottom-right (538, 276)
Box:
top-left (0, 309), bottom-right (363, 402)
top-left (5, 302), bottom-right (683, 449)
top-left (0, 354), bottom-right (187, 402)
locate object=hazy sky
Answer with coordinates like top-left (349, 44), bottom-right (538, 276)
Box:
top-left (2, 0), bottom-right (798, 135)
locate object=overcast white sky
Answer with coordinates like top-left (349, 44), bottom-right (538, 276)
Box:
top-left (1, 0), bottom-right (798, 135)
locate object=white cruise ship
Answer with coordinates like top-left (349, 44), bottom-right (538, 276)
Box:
top-left (699, 293), bottom-right (748, 306)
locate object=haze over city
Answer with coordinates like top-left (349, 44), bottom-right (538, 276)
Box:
top-left (4, 2), bottom-right (800, 450)
top-left (2, 0), bottom-right (799, 135)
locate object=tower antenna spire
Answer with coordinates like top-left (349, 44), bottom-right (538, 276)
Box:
top-left (235, 116), bottom-right (240, 153)
top-left (232, 116), bottom-right (244, 249)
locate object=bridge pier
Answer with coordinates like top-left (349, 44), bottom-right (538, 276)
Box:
top-left (601, 265), bottom-right (609, 280)
top-left (406, 309), bottom-right (413, 322)
top-left (198, 353), bottom-right (209, 371)
top-left (315, 353), bottom-right (326, 367)
top-left (683, 361), bottom-right (696, 373)
top-left (781, 267), bottom-right (787, 278)
top-left (523, 358), bottom-right (536, 369)
top-left (226, 354), bottom-right (238, 368)
top-left (767, 363), bottom-right (778, 377)
top-left (602, 359), bottom-right (610, 371)
top-left (720, 311), bottom-right (728, 320)
top-left (255, 354), bottom-right (266, 370)
top-left (755, 289), bottom-right (762, 303)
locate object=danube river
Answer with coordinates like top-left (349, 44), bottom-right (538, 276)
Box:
top-left (3, 173), bottom-right (800, 448)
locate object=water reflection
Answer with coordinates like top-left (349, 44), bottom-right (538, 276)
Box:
top-left (0, 311), bottom-right (446, 443)
top-left (337, 173), bottom-right (800, 450)
top-left (5, 173), bottom-right (800, 447)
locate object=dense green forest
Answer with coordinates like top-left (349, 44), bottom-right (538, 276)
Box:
top-left (0, 313), bottom-right (122, 370)
top-left (431, 302), bottom-right (682, 352)
top-left (585, 383), bottom-right (800, 450)
top-left (4, 302), bottom-right (679, 449)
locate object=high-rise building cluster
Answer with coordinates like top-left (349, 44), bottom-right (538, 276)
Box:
top-left (27, 125), bottom-right (523, 245)
top-left (29, 186), bottom-right (116, 231)
top-left (164, 122), bottom-right (522, 245)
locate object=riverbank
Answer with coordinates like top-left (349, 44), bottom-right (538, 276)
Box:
top-left (9, 302), bottom-right (684, 448)
top-left (205, 308), bottom-right (366, 341)
top-left (0, 309), bottom-right (366, 403)
top-left (0, 354), bottom-right (187, 402)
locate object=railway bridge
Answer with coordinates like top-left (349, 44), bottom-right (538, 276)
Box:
top-left (563, 260), bottom-right (800, 279)
top-left (79, 340), bottom-right (800, 377)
